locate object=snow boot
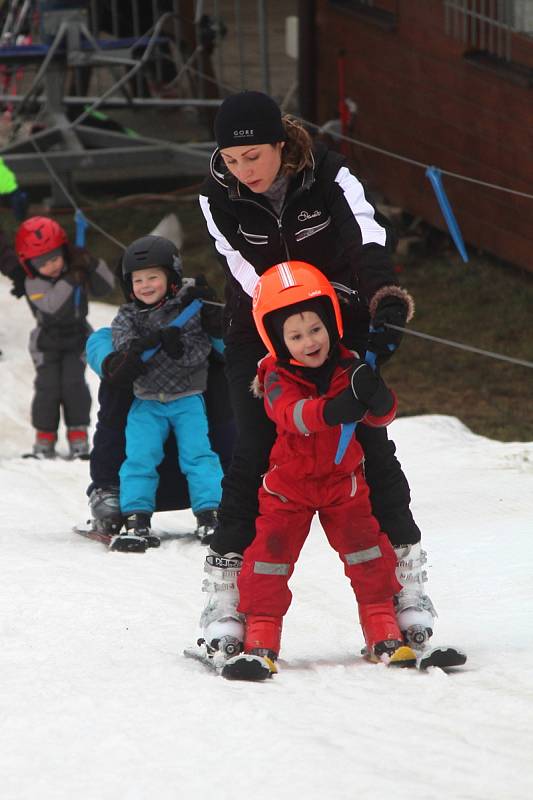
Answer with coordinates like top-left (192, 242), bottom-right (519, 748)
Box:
top-left (88, 485), bottom-right (124, 535)
top-left (394, 542), bottom-right (437, 650)
top-left (111, 513), bottom-right (160, 553)
top-left (33, 430), bottom-right (57, 459)
top-left (198, 549), bottom-right (244, 658)
top-left (67, 427), bottom-right (90, 460)
top-left (194, 509), bottom-right (218, 544)
top-left (358, 600), bottom-right (414, 665)
top-left (244, 615), bottom-right (282, 661)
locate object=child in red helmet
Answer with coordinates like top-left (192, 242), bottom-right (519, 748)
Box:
top-left (234, 260), bottom-right (415, 672)
top-left (15, 216), bottom-right (114, 459)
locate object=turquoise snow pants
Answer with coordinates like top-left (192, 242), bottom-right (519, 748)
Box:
top-left (120, 394), bottom-right (223, 515)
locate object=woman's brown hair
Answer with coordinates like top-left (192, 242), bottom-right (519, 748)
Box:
top-left (280, 116), bottom-right (313, 175)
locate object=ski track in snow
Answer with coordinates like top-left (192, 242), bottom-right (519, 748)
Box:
top-left (1, 278), bottom-right (533, 800)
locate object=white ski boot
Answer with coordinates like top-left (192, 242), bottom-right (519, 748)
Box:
top-left (394, 542), bottom-right (437, 650)
top-left (198, 549), bottom-right (244, 659)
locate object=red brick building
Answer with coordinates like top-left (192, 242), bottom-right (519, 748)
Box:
top-left (299, 0), bottom-right (533, 271)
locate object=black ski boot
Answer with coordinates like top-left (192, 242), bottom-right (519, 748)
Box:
top-left (89, 486), bottom-right (124, 535)
top-left (110, 513), bottom-right (161, 553)
top-left (194, 509), bottom-right (218, 544)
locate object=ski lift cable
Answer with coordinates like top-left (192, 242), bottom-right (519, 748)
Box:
top-left (29, 137), bottom-right (126, 249)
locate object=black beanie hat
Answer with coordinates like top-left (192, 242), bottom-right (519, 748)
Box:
top-left (214, 91), bottom-right (286, 150)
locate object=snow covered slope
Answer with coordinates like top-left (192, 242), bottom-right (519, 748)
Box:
top-left (1, 276), bottom-right (532, 800)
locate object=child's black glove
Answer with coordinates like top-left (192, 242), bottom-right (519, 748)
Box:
top-left (128, 331), bottom-right (162, 354)
top-left (181, 274), bottom-right (217, 306)
top-left (10, 267), bottom-right (26, 298)
top-left (160, 327), bottom-right (184, 360)
top-left (368, 296), bottom-right (408, 362)
top-left (323, 387), bottom-right (367, 426)
top-left (102, 350), bottom-right (146, 386)
top-left (350, 362), bottom-right (394, 417)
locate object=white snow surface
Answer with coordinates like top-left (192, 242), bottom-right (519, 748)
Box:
top-left (1, 276), bottom-right (533, 800)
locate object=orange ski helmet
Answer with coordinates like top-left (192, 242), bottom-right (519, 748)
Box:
top-left (15, 216), bottom-right (68, 276)
top-left (252, 261), bottom-right (343, 358)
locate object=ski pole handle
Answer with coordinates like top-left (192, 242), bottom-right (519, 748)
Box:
top-left (141, 299), bottom-right (202, 362)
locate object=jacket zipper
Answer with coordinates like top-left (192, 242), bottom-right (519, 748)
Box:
top-left (233, 181), bottom-right (309, 262)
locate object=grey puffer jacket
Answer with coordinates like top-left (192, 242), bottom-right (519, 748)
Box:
top-left (111, 289), bottom-right (211, 402)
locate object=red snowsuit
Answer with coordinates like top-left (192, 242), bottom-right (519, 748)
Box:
top-left (237, 345), bottom-right (402, 619)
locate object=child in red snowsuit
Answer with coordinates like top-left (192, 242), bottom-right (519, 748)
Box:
top-left (237, 260), bottom-right (413, 668)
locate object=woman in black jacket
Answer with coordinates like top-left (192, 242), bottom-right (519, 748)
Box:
top-left (196, 91), bottom-right (437, 660)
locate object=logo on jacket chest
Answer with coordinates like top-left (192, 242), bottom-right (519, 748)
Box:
top-left (298, 209), bottom-right (321, 222)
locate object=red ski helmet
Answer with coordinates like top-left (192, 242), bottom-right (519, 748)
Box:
top-left (15, 216), bottom-right (68, 276)
top-left (252, 261), bottom-right (343, 359)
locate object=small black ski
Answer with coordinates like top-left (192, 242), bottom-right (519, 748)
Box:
top-left (22, 452), bottom-right (89, 461)
top-left (72, 524), bottom-right (159, 553)
top-left (183, 645), bottom-right (276, 681)
top-left (73, 523), bottom-right (198, 552)
top-left (221, 653), bottom-right (276, 681)
top-left (417, 646), bottom-right (467, 671)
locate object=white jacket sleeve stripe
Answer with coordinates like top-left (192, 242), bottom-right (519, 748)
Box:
top-left (199, 194), bottom-right (260, 297)
top-left (334, 166), bottom-right (387, 246)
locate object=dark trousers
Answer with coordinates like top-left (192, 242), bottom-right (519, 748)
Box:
top-left (89, 356), bottom-right (236, 513)
top-left (31, 348), bottom-right (91, 432)
top-left (210, 339), bottom-right (421, 556)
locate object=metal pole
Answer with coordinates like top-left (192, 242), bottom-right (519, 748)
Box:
top-left (257, 0), bottom-right (270, 96)
top-left (235, 0), bottom-right (245, 90)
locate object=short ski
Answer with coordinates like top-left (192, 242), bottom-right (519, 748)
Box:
top-left (364, 644), bottom-right (418, 668)
top-left (417, 646), bottom-right (467, 671)
top-left (221, 653), bottom-right (276, 681)
top-left (72, 524), bottom-right (160, 553)
top-left (22, 452), bottom-right (89, 461)
top-left (72, 523), bottom-right (200, 551)
top-left (183, 645), bottom-right (276, 681)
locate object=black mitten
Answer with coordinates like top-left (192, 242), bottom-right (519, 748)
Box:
top-left (323, 387), bottom-right (368, 426)
top-left (351, 362), bottom-right (394, 417)
top-left (10, 267), bottom-right (26, 298)
top-left (201, 304), bottom-right (223, 338)
top-left (160, 327), bottom-right (184, 360)
top-left (102, 350), bottom-right (146, 386)
top-left (368, 296), bottom-right (408, 362)
top-left (128, 331), bottom-right (162, 354)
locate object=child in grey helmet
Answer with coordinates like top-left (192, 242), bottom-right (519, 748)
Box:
top-left (104, 235), bottom-right (223, 551)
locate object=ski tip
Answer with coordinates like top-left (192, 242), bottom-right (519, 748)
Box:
top-left (386, 645), bottom-right (418, 668)
top-left (221, 653), bottom-right (277, 682)
top-left (418, 646), bottom-right (467, 671)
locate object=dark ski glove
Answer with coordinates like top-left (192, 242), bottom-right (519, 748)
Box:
top-left (10, 266), bottom-right (26, 298)
top-left (181, 274), bottom-right (217, 306)
top-left (350, 362), bottom-right (394, 417)
top-left (102, 350), bottom-right (146, 386)
top-left (368, 296), bottom-right (409, 363)
top-left (323, 387), bottom-right (367, 426)
top-left (160, 327), bottom-right (184, 360)
top-left (128, 331), bottom-right (162, 355)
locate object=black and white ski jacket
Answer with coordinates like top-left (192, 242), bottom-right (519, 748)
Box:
top-left (199, 143), bottom-right (402, 345)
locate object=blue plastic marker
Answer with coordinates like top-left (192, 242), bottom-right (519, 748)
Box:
top-left (141, 298), bottom-right (203, 362)
top-left (74, 209), bottom-right (88, 247)
top-left (426, 166), bottom-right (469, 263)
